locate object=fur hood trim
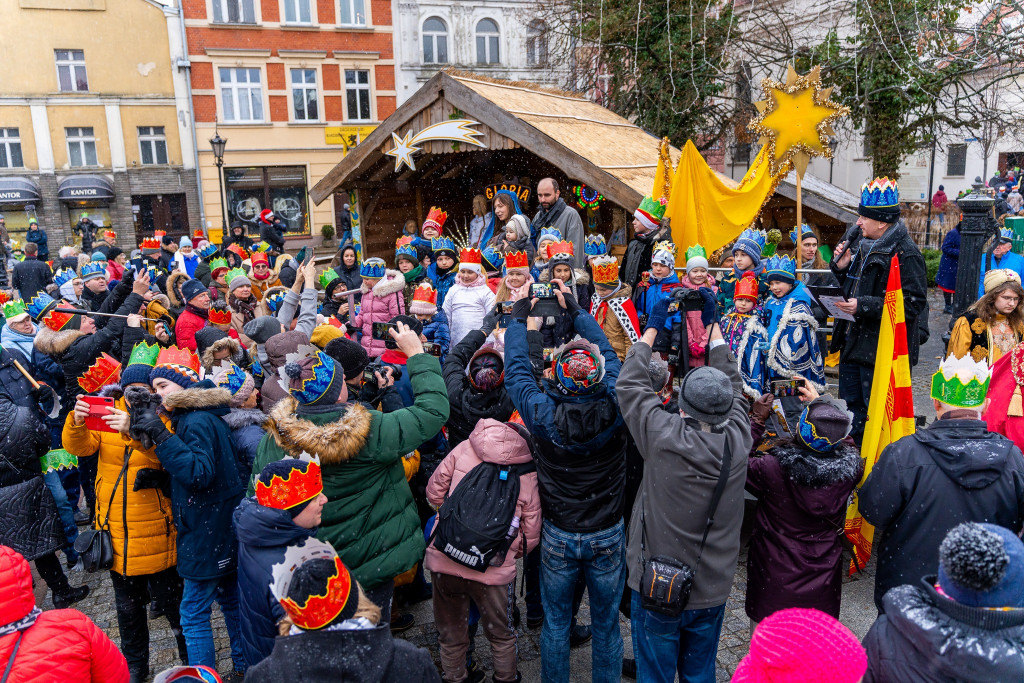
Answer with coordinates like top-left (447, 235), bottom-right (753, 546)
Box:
top-left (265, 396), bottom-right (372, 463)
top-left (166, 271), bottom-right (191, 308)
top-left (98, 383), bottom-right (124, 399)
top-left (772, 440), bottom-right (863, 488)
top-left (149, 293), bottom-right (171, 310)
top-left (163, 386), bottom-right (233, 411)
top-left (33, 324), bottom-right (86, 357)
top-left (222, 408), bottom-right (267, 430)
top-left (201, 336), bottom-right (242, 369)
top-left (369, 270), bottom-right (406, 297)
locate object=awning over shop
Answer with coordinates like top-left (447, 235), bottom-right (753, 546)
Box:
top-left (57, 175), bottom-right (114, 201)
top-left (0, 177), bottom-right (41, 204)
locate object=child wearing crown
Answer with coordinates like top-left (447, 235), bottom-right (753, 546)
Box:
top-left (442, 249), bottom-right (496, 347)
top-left (538, 242), bottom-right (593, 348)
top-left (631, 240), bottom-right (683, 332)
top-left (351, 258), bottom-right (407, 357)
top-left (495, 250), bottom-right (535, 303)
top-left (718, 228), bottom-right (770, 315)
top-left (589, 255), bottom-right (640, 360)
top-left (720, 271), bottom-right (761, 357)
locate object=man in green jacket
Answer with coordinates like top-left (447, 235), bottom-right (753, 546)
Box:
top-left (250, 321), bottom-right (449, 618)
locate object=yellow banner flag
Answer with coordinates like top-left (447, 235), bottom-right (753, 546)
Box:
top-left (844, 254), bottom-right (916, 571)
top-left (662, 140), bottom-right (786, 263)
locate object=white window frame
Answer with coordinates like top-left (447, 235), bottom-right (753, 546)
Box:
top-left (55, 49), bottom-right (88, 92)
top-left (338, 0), bottom-right (366, 26)
top-left (0, 129), bottom-right (23, 169)
top-left (290, 68), bottom-right (319, 122)
top-left (344, 69), bottom-right (372, 122)
top-left (526, 20), bottom-right (548, 67)
top-left (138, 126), bottom-right (168, 165)
top-left (422, 17), bottom-right (449, 65)
top-left (282, 0), bottom-right (312, 24)
top-left (475, 19), bottom-right (500, 65)
top-left (66, 127), bottom-right (98, 167)
top-left (219, 67), bottom-right (265, 123)
top-left (211, 0), bottom-right (256, 24)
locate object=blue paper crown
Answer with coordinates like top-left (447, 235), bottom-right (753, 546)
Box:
top-left (395, 244), bottom-right (418, 262)
top-left (290, 350), bottom-right (340, 405)
top-left (197, 243), bottom-right (218, 259)
top-left (80, 262), bottom-right (107, 280)
top-left (431, 237), bottom-right (456, 255)
top-left (54, 268), bottom-right (76, 288)
top-left (789, 224), bottom-right (816, 244)
top-left (1000, 227), bottom-right (1014, 242)
top-left (482, 246), bottom-right (504, 272)
top-left (360, 258), bottom-right (387, 279)
top-left (250, 356), bottom-right (264, 380)
top-left (796, 408), bottom-right (842, 452)
top-left (214, 362), bottom-right (249, 396)
top-left (145, 264), bottom-right (164, 283)
top-left (764, 254), bottom-right (797, 280)
top-left (263, 289), bottom-right (287, 313)
top-left (860, 178), bottom-right (899, 208)
top-left (539, 227), bottom-right (562, 242)
top-left (27, 292), bottom-right (59, 321)
top-left (735, 229), bottom-right (767, 257)
top-left (585, 234), bottom-right (608, 256)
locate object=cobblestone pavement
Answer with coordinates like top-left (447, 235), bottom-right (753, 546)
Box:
top-left (37, 289), bottom-right (948, 682)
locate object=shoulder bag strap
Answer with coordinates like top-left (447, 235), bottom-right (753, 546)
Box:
top-left (100, 446), bottom-right (131, 531)
top-left (2, 631), bottom-right (25, 683)
top-left (692, 436), bottom-right (733, 574)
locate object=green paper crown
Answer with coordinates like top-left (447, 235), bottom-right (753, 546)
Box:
top-left (319, 269), bottom-right (340, 289)
top-left (930, 354), bottom-right (991, 408)
top-left (761, 228), bottom-right (782, 258)
top-left (686, 244), bottom-right (707, 261)
top-left (40, 448), bottom-right (78, 474)
top-left (127, 341), bottom-right (161, 368)
top-left (210, 257), bottom-right (229, 272)
top-left (638, 195), bottom-right (668, 221)
top-left (3, 301), bottom-right (26, 319)
top-left (225, 268), bottom-right (248, 284)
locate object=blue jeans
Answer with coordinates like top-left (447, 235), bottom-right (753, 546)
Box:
top-left (838, 362), bottom-right (873, 443)
top-left (181, 574), bottom-right (245, 671)
top-left (43, 470), bottom-right (78, 564)
top-left (631, 591), bottom-right (725, 683)
top-left (540, 519), bottom-right (625, 683)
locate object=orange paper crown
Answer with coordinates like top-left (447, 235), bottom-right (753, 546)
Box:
top-left (412, 282), bottom-right (438, 306)
top-left (591, 255), bottom-right (620, 285)
top-left (504, 251), bottom-right (530, 271)
top-left (256, 459), bottom-right (324, 511)
top-left (140, 237), bottom-right (160, 250)
top-left (102, 230), bottom-right (116, 241)
top-left (43, 309), bottom-right (77, 332)
top-left (193, 229), bottom-right (205, 238)
top-left (155, 346), bottom-right (202, 376)
top-left (226, 243), bottom-right (249, 260)
top-left (0, 291), bottom-right (10, 306)
top-left (208, 307), bottom-right (232, 325)
top-left (154, 230), bottom-right (166, 238)
top-left (547, 241), bottom-right (574, 259)
top-left (280, 554), bottom-right (352, 630)
top-left (423, 206), bottom-right (448, 232)
top-left (459, 248), bottom-right (482, 265)
top-left (250, 252), bottom-right (269, 266)
top-left (78, 353), bottom-right (122, 393)
top-left (734, 271), bottom-right (760, 301)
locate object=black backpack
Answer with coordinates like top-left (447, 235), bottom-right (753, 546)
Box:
top-left (430, 459), bottom-right (536, 572)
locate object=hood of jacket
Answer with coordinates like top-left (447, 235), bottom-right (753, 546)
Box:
top-left (0, 545), bottom-right (36, 628)
top-left (913, 418), bottom-right (1016, 489)
top-left (233, 496), bottom-right (315, 549)
top-left (265, 330), bottom-right (309, 371)
top-left (223, 407), bottom-right (266, 431)
top-left (166, 270), bottom-right (191, 308)
top-left (467, 418), bottom-right (533, 466)
top-left (364, 270), bottom-right (405, 297)
top-left (163, 382), bottom-right (233, 413)
top-left (202, 336), bottom-right (243, 370)
top-left (33, 324), bottom-right (86, 357)
top-left (265, 396), bottom-right (372, 464)
top-left (773, 440), bottom-right (863, 489)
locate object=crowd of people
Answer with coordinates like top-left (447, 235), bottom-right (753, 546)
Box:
top-left (1, 175), bottom-right (1024, 683)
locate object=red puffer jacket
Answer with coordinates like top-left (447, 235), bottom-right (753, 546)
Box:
top-left (0, 546), bottom-right (128, 682)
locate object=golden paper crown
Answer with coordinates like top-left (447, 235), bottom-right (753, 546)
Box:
top-left (591, 255), bottom-right (620, 285)
top-left (78, 353), bottom-right (122, 393)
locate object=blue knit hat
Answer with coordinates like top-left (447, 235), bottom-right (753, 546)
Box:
top-left (733, 229), bottom-right (766, 266)
top-left (279, 345), bottom-right (345, 406)
top-left (181, 279), bottom-right (207, 303)
top-left (938, 523), bottom-right (1024, 608)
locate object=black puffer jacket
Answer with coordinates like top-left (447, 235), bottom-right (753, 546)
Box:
top-left (0, 388), bottom-right (63, 561)
top-left (860, 417), bottom-right (1024, 611)
top-left (442, 329), bottom-right (515, 448)
top-left (863, 579), bottom-right (1024, 682)
top-left (830, 219), bottom-right (928, 366)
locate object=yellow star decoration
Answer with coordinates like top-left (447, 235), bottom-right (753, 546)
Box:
top-left (747, 64), bottom-right (850, 179)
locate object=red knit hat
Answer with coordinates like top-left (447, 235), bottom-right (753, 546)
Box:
top-left (732, 608), bottom-right (866, 683)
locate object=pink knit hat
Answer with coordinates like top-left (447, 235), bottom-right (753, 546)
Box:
top-left (731, 609), bottom-right (866, 683)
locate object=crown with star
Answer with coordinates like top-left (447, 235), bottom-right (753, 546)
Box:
top-left (78, 353), bottom-right (121, 393)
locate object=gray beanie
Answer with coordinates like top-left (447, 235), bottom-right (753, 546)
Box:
top-left (243, 315), bottom-right (284, 345)
top-left (677, 366), bottom-right (733, 425)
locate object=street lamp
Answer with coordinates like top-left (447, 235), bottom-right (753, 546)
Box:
top-left (209, 125), bottom-right (228, 243)
top-left (952, 176), bottom-right (998, 317)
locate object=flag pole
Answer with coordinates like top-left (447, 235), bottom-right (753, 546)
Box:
top-left (796, 173), bottom-right (803, 270)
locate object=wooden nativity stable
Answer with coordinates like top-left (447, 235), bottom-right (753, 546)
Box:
top-left (310, 70), bottom-right (859, 259)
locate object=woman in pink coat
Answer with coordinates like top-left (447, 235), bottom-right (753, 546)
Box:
top-left (350, 258), bottom-right (406, 357)
top-left (426, 419), bottom-right (541, 683)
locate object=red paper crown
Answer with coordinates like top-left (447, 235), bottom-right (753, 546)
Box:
top-left (155, 346), bottom-right (201, 376)
top-left (423, 206), bottom-right (448, 233)
top-left (154, 230), bottom-right (166, 238)
top-left (280, 554), bottom-right (352, 630)
top-left (43, 308), bottom-right (77, 332)
top-left (208, 307), bottom-right (232, 325)
top-left (395, 235), bottom-right (415, 248)
top-left (78, 353), bottom-right (121, 393)
top-left (591, 256), bottom-right (620, 285)
top-left (226, 243), bottom-right (249, 260)
top-left (459, 248), bottom-right (482, 265)
top-left (140, 237), bottom-right (160, 250)
top-left (504, 251), bottom-right (530, 271)
top-left (0, 291), bottom-right (10, 306)
top-left (256, 460), bottom-right (323, 510)
top-left (547, 241), bottom-right (574, 259)
top-left (251, 252), bottom-right (269, 266)
top-left (412, 282), bottom-right (438, 306)
top-left (193, 229), bottom-right (205, 239)
top-left (735, 271), bottom-right (760, 301)
top-left (103, 230), bottom-right (116, 241)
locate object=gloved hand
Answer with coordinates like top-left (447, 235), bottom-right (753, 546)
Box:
top-left (699, 288), bottom-right (718, 327)
top-left (646, 298), bottom-right (671, 333)
top-left (481, 308), bottom-right (499, 335)
top-left (133, 468), bottom-right (172, 497)
top-left (511, 298), bottom-right (533, 323)
top-left (750, 393), bottom-right (774, 425)
top-left (689, 341), bottom-right (706, 359)
top-left (131, 406), bottom-right (173, 448)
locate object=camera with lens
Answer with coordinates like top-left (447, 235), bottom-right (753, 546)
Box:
top-left (124, 385), bottom-right (164, 450)
top-left (362, 359), bottom-right (402, 386)
top-left (668, 287), bottom-right (706, 313)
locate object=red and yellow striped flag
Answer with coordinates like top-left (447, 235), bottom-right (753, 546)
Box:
top-left (844, 254), bottom-right (916, 571)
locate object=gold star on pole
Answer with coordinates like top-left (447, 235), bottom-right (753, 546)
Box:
top-left (747, 65), bottom-right (850, 178)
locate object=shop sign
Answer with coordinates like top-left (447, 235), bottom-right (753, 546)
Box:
top-left (325, 125), bottom-right (378, 150)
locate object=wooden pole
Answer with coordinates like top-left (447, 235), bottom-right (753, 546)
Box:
top-left (796, 173), bottom-right (803, 271)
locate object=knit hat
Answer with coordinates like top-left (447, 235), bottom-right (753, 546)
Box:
top-left (149, 346), bottom-right (202, 389)
top-left (256, 454), bottom-right (323, 515)
top-left (458, 248), bottom-right (484, 276)
top-left (732, 608), bottom-right (867, 683)
top-left (259, 208), bottom-right (274, 225)
top-left (795, 397), bottom-right (854, 452)
top-left (226, 268), bottom-right (251, 291)
top-left (179, 235), bottom-right (192, 248)
top-left (279, 345), bottom-right (346, 406)
top-left (859, 177), bottom-right (901, 223)
top-left (91, 252), bottom-right (107, 262)
top-left (937, 522), bottom-right (1024, 608)
top-left (650, 241), bottom-right (677, 269)
top-left (195, 326), bottom-right (230, 359)
top-left (309, 324), bottom-right (344, 350)
top-left (410, 282), bottom-right (438, 316)
top-left (685, 244), bottom-right (709, 273)
top-left (243, 316), bottom-right (284, 345)
top-left (211, 361), bottom-right (256, 408)
top-left (468, 346), bottom-right (504, 391)
top-left (107, 247), bottom-right (124, 262)
top-left (323, 337), bottom-right (369, 381)
top-left (648, 358), bottom-right (670, 392)
top-left (271, 538), bottom-right (357, 630)
top-left (677, 365), bottom-right (733, 425)
top-left (121, 341), bottom-right (161, 387)
top-left (552, 339), bottom-right (605, 396)
top-left (734, 229), bottom-right (767, 266)
top-left (180, 279), bottom-right (207, 303)
top-left (153, 665), bottom-right (222, 683)
top-left (162, 235), bottom-right (176, 246)
top-left (984, 268), bottom-right (1021, 294)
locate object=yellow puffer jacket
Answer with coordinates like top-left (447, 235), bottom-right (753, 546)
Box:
top-left (62, 397), bottom-right (176, 577)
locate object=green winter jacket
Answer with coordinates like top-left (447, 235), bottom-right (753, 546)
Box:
top-left (251, 353), bottom-right (449, 589)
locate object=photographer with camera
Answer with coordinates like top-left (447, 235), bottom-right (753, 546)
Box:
top-left (616, 316), bottom-right (752, 682)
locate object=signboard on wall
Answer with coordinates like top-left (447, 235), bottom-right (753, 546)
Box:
top-left (325, 126), bottom-right (378, 150)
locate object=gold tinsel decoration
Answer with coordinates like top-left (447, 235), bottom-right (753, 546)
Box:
top-left (658, 137), bottom-right (673, 200)
top-left (747, 65), bottom-right (850, 179)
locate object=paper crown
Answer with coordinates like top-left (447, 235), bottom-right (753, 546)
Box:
top-left (412, 282), bottom-right (437, 306)
top-left (539, 227), bottom-right (562, 243)
top-left (591, 255), bottom-right (620, 285)
top-left (210, 257), bottom-right (229, 274)
top-left (27, 292), bottom-right (60, 322)
top-left (279, 345), bottom-right (341, 405)
top-left (1000, 227), bottom-right (1015, 242)
top-left (789, 224), bottom-right (816, 244)
top-left (319, 269), bottom-right (340, 290)
top-left (264, 291), bottom-right (288, 315)
top-left (270, 538), bottom-right (353, 631)
top-left (395, 243), bottom-right (419, 263)
top-left (764, 254), bottom-right (797, 281)
top-left (208, 304), bottom-right (232, 325)
top-left (250, 251), bottom-right (269, 266)
top-left (78, 352), bottom-right (121, 393)
top-left (459, 248), bottom-right (483, 266)
top-left (360, 258), bottom-right (387, 279)
top-left (653, 241), bottom-right (678, 258)
top-left (140, 237), bottom-right (161, 251)
top-left (154, 230), bottom-right (166, 238)
top-left (127, 341), bottom-right (161, 368)
top-left (735, 229), bottom-right (767, 257)
top-left (861, 177), bottom-right (899, 208)
top-left (686, 244), bottom-right (707, 262)
top-left (255, 241), bottom-right (273, 254)
top-left (431, 237), bottom-right (457, 255)
top-left (80, 262), bottom-right (107, 280)
top-left (103, 230), bottom-right (116, 241)
top-left (504, 251), bottom-right (531, 271)
top-left (213, 361), bottom-right (252, 397)
top-left (2, 301), bottom-right (27, 321)
top-left (53, 268), bottom-right (77, 288)
top-left (226, 243), bottom-right (249, 260)
top-left (395, 235), bottom-right (414, 249)
top-left (734, 271), bottom-right (760, 301)
top-left (547, 241), bottom-right (574, 260)
top-left (635, 195), bottom-right (668, 230)
top-left (225, 268), bottom-right (249, 286)
top-left (931, 353), bottom-right (991, 408)
top-left (423, 206), bottom-right (448, 233)
top-left (256, 452), bottom-right (323, 511)
top-left (154, 346), bottom-right (202, 384)
top-left (193, 229), bottom-right (205, 238)
top-left (585, 234), bottom-right (608, 256)
top-left (0, 292), bottom-right (10, 305)
top-left (197, 243), bottom-right (218, 259)
top-left (482, 246), bottom-right (504, 271)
